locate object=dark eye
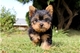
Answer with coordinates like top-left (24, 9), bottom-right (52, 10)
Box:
top-left (32, 19), bottom-right (38, 24)
top-left (45, 18), bottom-right (50, 21)
top-left (34, 19), bottom-right (38, 22)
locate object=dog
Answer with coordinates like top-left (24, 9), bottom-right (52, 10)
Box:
top-left (28, 5), bottom-right (53, 50)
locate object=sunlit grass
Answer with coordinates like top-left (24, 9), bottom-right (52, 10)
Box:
top-left (0, 30), bottom-right (80, 53)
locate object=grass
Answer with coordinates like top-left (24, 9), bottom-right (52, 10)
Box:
top-left (0, 30), bottom-right (80, 53)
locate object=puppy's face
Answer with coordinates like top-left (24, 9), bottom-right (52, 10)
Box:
top-left (29, 5), bottom-right (53, 32)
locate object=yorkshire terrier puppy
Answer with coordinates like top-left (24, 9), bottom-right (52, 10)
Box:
top-left (28, 5), bottom-right (53, 50)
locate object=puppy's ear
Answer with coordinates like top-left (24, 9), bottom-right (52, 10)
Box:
top-left (29, 6), bottom-right (36, 17)
top-left (45, 5), bottom-right (53, 16)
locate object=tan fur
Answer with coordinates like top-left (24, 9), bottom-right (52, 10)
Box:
top-left (33, 14), bottom-right (39, 19)
top-left (41, 34), bottom-right (51, 50)
top-left (31, 22), bottom-right (41, 32)
top-left (41, 34), bottom-right (49, 41)
top-left (46, 5), bottom-right (53, 16)
top-left (30, 34), bottom-right (40, 44)
top-left (43, 22), bottom-right (51, 30)
top-left (43, 14), bottom-right (50, 19)
top-left (29, 6), bottom-right (36, 17)
top-left (32, 22), bottom-right (51, 32)
top-left (32, 14), bottom-right (39, 24)
top-left (41, 41), bottom-right (51, 50)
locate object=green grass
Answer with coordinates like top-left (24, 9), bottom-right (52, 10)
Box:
top-left (0, 30), bottom-right (80, 53)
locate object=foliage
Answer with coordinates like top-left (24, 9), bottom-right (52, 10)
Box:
top-left (33, 0), bottom-right (42, 9)
top-left (16, 0), bottom-right (80, 8)
top-left (53, 27), bottom-right (68, 37)
top-left (17, 0), bottom-right (31, 4)
top-left (25, 12), bottom-right (30, 26)
top-left (75, 0), bottom-right (80, 9)
top-left (0, 7), bottom-right (16, 33)
top-left (47, 0), bottom-right (55, 5)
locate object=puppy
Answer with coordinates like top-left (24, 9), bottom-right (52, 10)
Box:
top-left (28, 5), bottom-right (53, 50)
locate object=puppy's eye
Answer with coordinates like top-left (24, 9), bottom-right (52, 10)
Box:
top-left (33, 19), bottom-right (38, 24)
top-left (45, 18), bottom-right (50, 21)
top-left (34, 19), bottom-right (38, 22)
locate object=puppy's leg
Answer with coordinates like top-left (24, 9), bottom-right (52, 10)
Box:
top-left (41, 34), bottom-right (52, 50)
top-left (29, 34), bottom-right (40, 45)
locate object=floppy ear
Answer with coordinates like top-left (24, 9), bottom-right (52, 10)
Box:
top-left (45, 5), bottom-right (53, 16)
top-left (29, 6), bottom-right (36, 17)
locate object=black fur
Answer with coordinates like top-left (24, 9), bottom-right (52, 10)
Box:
top-left (28, 9), bottom-right (53, 46)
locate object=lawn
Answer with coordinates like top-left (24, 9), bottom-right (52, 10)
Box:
top-left (0, 30), bottom-right (80, 53)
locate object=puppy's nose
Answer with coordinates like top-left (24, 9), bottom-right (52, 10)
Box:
top-left (40, 23), bottom-right (43, 27)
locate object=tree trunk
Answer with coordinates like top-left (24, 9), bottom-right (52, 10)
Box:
top-left (62, 0), bottom-right (73, 30)
top-left (54, 0), bottom-right (65, 29)
top-left (64, 17), bottom-right (73, 30)
top-left (57, 9), bottom-right (64, 29)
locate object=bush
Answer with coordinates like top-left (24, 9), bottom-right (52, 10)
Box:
top-left (53, 27), bottom-right (68, 37)
top-left (0, 7), bottom-right (16, 33)
top-left (25, 12), bottom-right (30, 26)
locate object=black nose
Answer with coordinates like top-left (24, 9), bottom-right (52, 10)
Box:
top-left (40, 23), bottom-right (43, 27)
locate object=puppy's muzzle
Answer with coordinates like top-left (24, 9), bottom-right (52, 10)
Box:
top-left (39, 21), bottom-right (44, 28)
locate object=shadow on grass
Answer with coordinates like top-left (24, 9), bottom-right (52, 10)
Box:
top-left (67, 29), bottom-right (80, 36)
top-left (52, 41), bottom-right (63, 47)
